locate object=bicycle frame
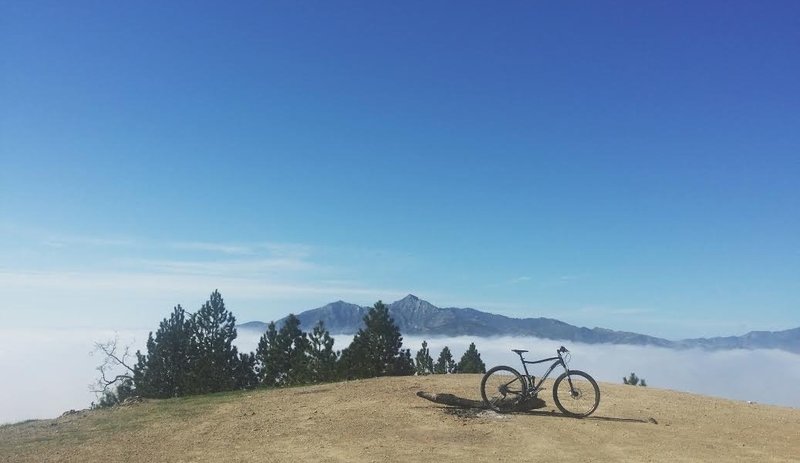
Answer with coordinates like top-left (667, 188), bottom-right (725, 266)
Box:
top-left (515, 350), bottom-right (570, 395)
top-left (482, 345), bottom-right (599, 417)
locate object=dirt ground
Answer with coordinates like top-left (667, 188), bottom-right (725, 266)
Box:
top-left (1, 374), bottom-right (798, 462)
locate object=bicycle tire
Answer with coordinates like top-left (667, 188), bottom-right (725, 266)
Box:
top-left (552, 370), bottom-right (600, 417)
top-left (481, 365), bottom-right (528, 413)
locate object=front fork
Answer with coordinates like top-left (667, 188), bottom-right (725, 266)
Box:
top-left (558, 355), bottom-right (577, 396)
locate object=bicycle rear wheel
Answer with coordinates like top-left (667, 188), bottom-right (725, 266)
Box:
top-left (481, 366), bottom-right (527, 413)
top-left (552, 370), bottom-right (600, 417)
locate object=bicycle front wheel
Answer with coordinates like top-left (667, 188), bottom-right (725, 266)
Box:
top-left (552, 370), bottom-right (600, 417)
top-left (481, 366), bottom-right (527, 413)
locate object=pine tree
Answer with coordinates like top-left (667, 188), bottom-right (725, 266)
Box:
top-left (234, 352), bottom-right (259, 389)
top-left (256, 315), bottom-right (312, 387)
top-left (188, 290), bottom-right (240, 394)
top-left (277, 314), bottom-right (310, 386)
top-left (337, 336), bottom-right (368, 380)
top-left (308, 320), bottom-right (337, 383)
top-left (256, 321), bottom-right (281, 386)
top-left (340, 302), bottom-right (379, 379)
top-left (256, 322), bottom-right (280, 387)
top-left (393, 348), bottom-right (415, 376)
top-left (133, 305), bottom-right (193, 398)
top-left (434, 346), bottom-right (456, 374)
top-left (414, 340), bottom-right (434, 375)
top-left (455, 342), bottom-right (486, 374)
top-left (338, 301), bottom-right (407, 379)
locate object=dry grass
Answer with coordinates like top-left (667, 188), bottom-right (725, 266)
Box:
top-left (1, 375), bottom-right (798, 462)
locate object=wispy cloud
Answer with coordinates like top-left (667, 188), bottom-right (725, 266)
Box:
top-left (169, 241), bottom-right (257, 255)
top-left (0, 223), bottom-right (140, 249)
top-left (42, 236), bottom-right (138, 248)
top-left (489, 274), bottom-right (580, 289)
top-left (486, 276), bottom-right (534, 288)
top-left (258, 242), bottom-right (313, 259)
top-left (2, 223), bottom-right (315, 259)
top-left (0, 268), bottom-right (407, 329)
top-left (0, 226), bottom-right (409, 327)
top-left (167, 241), bottom-right (313, 258)
top-left (128, 257), bottom-right (318, 276)
top-left (0, 270), bottom-right (398, 299)
top-left (538, 275), bottom-right (579, 289)
top-left (575, 305), bottom-right (656, 317)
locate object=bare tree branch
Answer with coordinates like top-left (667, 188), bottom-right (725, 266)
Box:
top-left (90, 335), bottom-right (136, 394)
top-left (93, 336), bottom-right (136, 373)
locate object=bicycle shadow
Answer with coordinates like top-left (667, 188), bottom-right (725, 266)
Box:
top-left (518, 409), bottom-right (654, 424)
top-left (417, 391), bottom-right (656, 425)
top-left (438, 406), bottom-right (655, 424)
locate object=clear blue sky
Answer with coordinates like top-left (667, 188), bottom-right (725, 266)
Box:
top-left (1, 1), bottom-right (798, 338)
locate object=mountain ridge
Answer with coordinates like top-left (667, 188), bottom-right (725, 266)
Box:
top-left (239, 294), bottom-right (799, 353)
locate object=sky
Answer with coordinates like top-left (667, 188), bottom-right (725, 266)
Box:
top-left (1, 1), bottom-right (799, 339)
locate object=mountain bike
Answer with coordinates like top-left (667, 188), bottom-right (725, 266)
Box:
top-left (480, 345), bottom-right (600, 417)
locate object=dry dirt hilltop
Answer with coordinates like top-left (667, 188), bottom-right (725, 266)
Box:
top-left (1, 374), bottom-right (798, 462)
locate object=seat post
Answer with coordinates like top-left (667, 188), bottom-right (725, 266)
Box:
top-left (511, 348), bottom-right (529, 361)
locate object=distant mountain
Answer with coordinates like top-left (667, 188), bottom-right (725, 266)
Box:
top-left (238, 294), bottom-right (800, 354)
top-left (677, 327), bottom-right (800, 353)
top-left (238, 300), bottom-right (366, 334)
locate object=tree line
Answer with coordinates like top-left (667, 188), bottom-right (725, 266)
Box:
top-left (94, 290), bottom-right (487, 406)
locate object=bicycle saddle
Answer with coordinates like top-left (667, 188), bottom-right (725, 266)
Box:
top-left (511, 349), bottom-right (528, 354)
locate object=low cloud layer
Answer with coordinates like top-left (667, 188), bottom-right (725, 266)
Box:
top-left (401, 335), bottom-right (800, 409)
top-left (0, 329), bottom-right (149, 425)
top-left (2, 330), bottom-right (798, 424)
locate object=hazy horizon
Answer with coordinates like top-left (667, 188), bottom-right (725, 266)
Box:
top-left (2, 327), bottom-right (799, 425)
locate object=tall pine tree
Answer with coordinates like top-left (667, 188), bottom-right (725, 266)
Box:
top-left (256, 315), bottom-right (312, 386)
top-left (308, 320), bottom-right (337, 383)
top-left (338, 301), bottom-right (407, 379)
top-left (277, 314), bottom-right (310, 386)
top-left (188, 290), bottom-right (240, 394)
top-left (256, 321), bottom-right (281, 387)
top-left (133, 305), bottom-right (193, 398)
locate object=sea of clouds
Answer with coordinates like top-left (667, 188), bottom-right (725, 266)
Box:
top-left (2, 329), bottom-right (798, 424)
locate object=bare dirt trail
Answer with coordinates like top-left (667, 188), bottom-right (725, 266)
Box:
top-left (2, 374), bottom-right (798, 462)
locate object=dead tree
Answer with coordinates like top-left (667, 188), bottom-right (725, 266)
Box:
top-left (90, 335), bottom-right (136, 404)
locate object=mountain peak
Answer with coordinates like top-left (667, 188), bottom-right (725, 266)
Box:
top-left (392, 294), bottom-right (430, 308)
top-left (390, 294), bottom-right (440, 315)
